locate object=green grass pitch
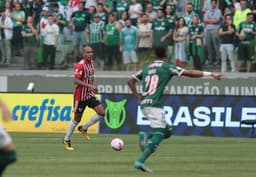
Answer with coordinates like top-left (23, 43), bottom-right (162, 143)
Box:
top-left (4, 133), bottom-right (256, 177)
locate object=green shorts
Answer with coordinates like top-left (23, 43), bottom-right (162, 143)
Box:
top-left (237, 41), bottom-right (255, 61)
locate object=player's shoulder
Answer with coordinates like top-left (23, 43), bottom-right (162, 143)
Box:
top-left (74, 60), bottom-right (84, 69)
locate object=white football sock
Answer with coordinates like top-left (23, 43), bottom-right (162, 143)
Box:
top-left (64, 119), bottom-right (78, 141)
top-left (82, 114), bottom-right (101, 130)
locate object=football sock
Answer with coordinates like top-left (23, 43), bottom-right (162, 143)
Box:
top-left (64, 119), bottom-right (78, 141)
top-left (164, 124), bottom-right (173, 139)
top-left (0, 150), bottom-right (17, 176)
top-left (82, 114), bottom-right (101, 130)
top-left (137, 128), bottom-right (165, 163)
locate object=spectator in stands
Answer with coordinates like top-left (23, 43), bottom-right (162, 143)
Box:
top-left (188, 15), bottom-right (204, 70)
top-left (42, 15), bottom-right (59, 69)
top-left (250, 3), bottom-right (256, 21)
top-left (151, 9), bottom-right (172, 48)
top-left (22, 16), bottom-right (38, 69)
top-left (96, 3), bottom-right (108, 25)
top-left (137, 13), bottom-right (152, 61)
top-left (57, 0), bottom-right (70, 21)
top-left (219, 14), bottom-right (236, 73)
top-left (4, 1), bottom-right (13, 18)
top-left (203, 0), bottom-right (222, 66)
top-left (151, 0), bottom-right (165, 10)
top-left (165, 4), bottom-right (176, 61)
top-left (116, 0), bottom-right (130, 20)
top-left (233, 0), bottom-right (251, 29)
top-left (104, 13), bottom-right (121, 66)
top-left (145, 2), bottom-right (157, 22)
top-left (184, 2), bottom-right (199, 26)
top-left (165, 4), bottom-right (176, 28)
top-left (12, 3), bottom-right (25, 56)
top-left (52, 3), bottom-right (66, 45)
top-left (236, 13), bottom-right (256, 72)
top-left (87, 14), bottom-right (105, 70)
top-left (128, 0), bottom-right (142, 26)
top-left (202, 0), bottom-right (217, 13)
top-left (118, 10), bottom-right (129, 29)
top-left (70, 1), bottom-right (89, 61)
top-left (21, 0), bottom-right (33, 20)
top-left (185, 0), bottom-right (203, 21)
top-left (165, 0), bottom-right (177, 12)
top-left (87, 5), bottom-right (96, 23)
top-left (0, 7), bottom-right (13, 65)
top-left (98, 0), bottom-right (113, 14)
top-left (140, 0), bottom-right (150, 12)
top-left (57, 0), bottom-right (72, 42)
top-left (173, 17), bottom-right (188, 67)
top-left (223, 3), bottom-right (236, 19)
top-left (32, 0), bottom-right (45, 26)
top-left (38, 6), bottom-right (48, 47)
top-left (120, 18), bottom-right (138, 71)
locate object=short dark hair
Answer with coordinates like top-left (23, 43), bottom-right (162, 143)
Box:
top-left (53, 3), bottom-right (59, 8)
top-left (224, 14), bottom-right (232, 19)
top-left (109, 12), bottom-right (116, 18)
top-left (154, 46), bottom-right (166, 59)
top-left (97, 3), bottom-right (104, 7)
top-left (247, 12), bottom-right (254, 17)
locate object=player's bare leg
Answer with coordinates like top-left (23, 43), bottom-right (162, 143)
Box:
top-left (78, 104), bottom-right (104, 140)
top-left (247, 61), bottom-right (252, 72)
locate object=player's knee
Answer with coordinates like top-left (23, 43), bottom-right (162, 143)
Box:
top-left (146, 132), bottom-right (164, 152)
top-left (96, 107), bottom-right (105, 117)
top-left (98, 110), bottom-right (105, 118)
top-left (74, 113), bottom-right (83, 123)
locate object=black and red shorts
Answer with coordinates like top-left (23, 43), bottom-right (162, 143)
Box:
top-left (74, 97), bottom-right (101, 114)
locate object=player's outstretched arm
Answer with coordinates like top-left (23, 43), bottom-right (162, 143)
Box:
top-left (181, 70), bottom-right (222, 80)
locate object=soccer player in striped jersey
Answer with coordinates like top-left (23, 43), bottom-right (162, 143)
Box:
top-left (0, 99), bottom-right (17, 176)
top-left (63, 46), bottom-right (105, 151)
top-left (128, 46), bottom-right (222, 172)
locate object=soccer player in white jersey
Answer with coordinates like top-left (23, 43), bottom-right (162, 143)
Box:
top-left (0, 99), bottom-right (17, 176)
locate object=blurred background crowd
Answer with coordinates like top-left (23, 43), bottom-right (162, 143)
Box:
top-left (1, 0), bottom-right (256, 72)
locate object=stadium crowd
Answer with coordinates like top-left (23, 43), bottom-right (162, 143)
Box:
top-left (0, 0), bottom-right (256, 72)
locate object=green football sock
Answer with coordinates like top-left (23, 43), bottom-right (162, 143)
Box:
top-left (164, 124), bottom-right (173, 139)
top-left (137, 129), bottom-right (165, 163)
top-left (0, 150), bottom-right (17, 176)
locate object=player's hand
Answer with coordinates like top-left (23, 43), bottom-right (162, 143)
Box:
top-left (90, 85), bottom-right (98, 93)
top-left (1, 106), bottom-right (12, 122)
top-left (211, 73), bottom-right (222, 80)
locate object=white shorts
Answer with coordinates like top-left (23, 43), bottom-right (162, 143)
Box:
top-left (123, 51), bottom-right (138, 64)
top-left (0, 125), bottom-right (12, 148)
top-left (141, 107), bottom-right (166, 128)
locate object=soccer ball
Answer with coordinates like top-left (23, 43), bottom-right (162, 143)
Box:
top-left (111, 138), bottom-right (124, 151)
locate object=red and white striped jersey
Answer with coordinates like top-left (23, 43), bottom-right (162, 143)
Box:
top-left (73, 59), bottom-right (95, 101)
